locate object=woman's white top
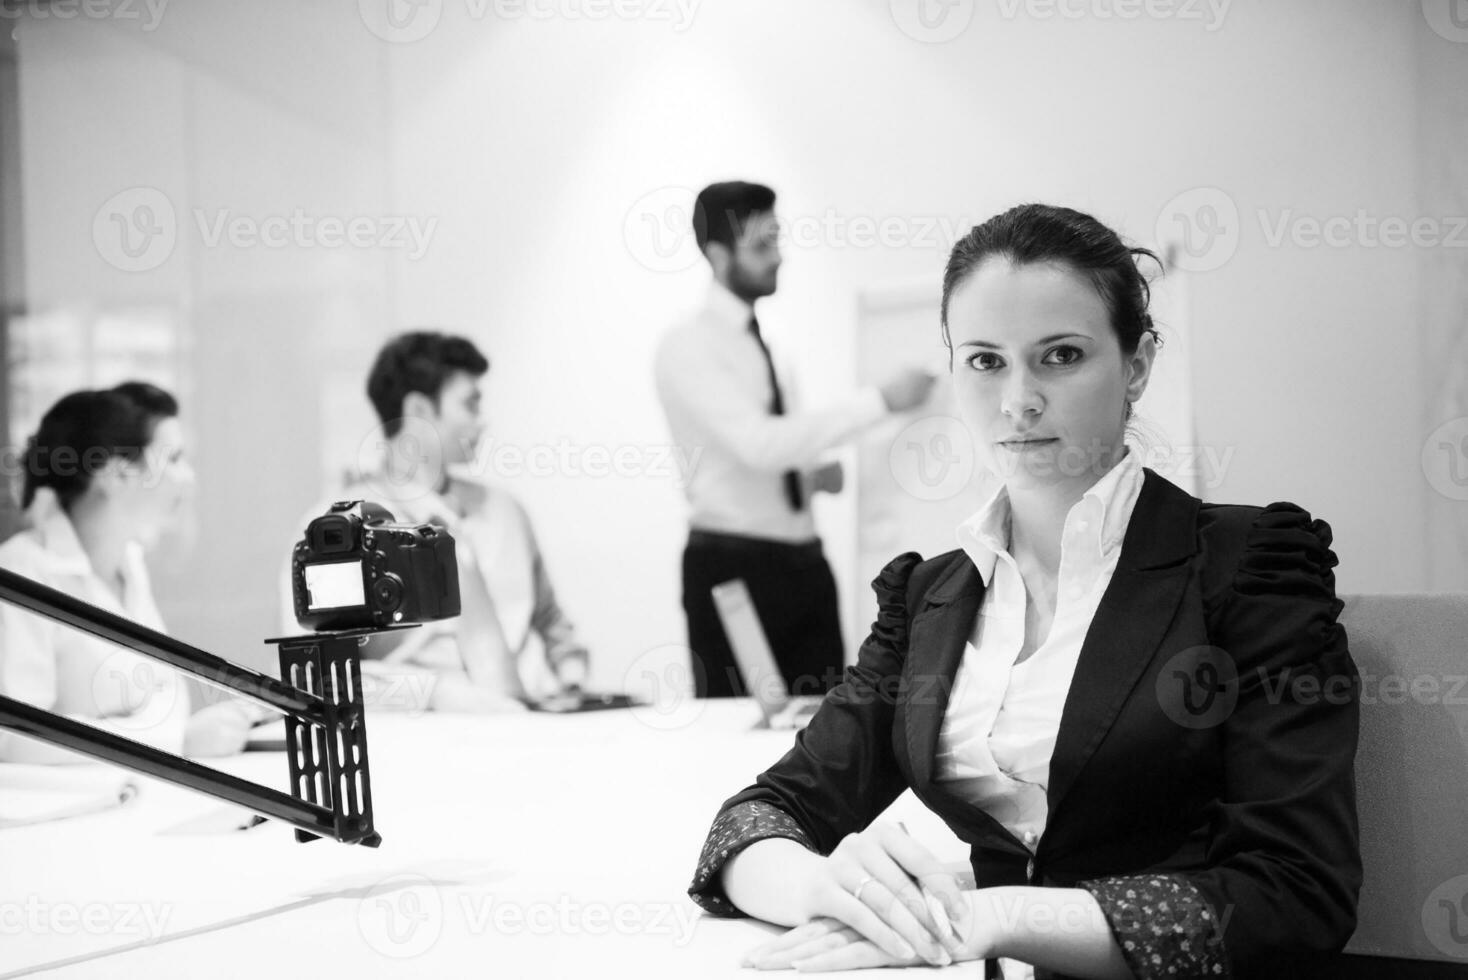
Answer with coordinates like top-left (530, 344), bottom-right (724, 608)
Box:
top-left (935, 451), bottom-right (1144, 980)
top-left (0, 488), bottom-right (190, 763)
top-left (935, 450), bottom-right (1145, 850)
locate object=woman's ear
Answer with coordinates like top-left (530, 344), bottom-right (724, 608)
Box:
top-left (89, 455), bottom-right (130, 499)
top-left (1125, 331), bottom-right (1158, 405)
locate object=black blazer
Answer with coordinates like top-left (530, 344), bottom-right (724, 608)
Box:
top-left (696, 468), bottom-right (1361, 978)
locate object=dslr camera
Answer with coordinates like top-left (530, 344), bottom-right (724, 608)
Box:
top-left (291, 500), bottom-right (461, 632)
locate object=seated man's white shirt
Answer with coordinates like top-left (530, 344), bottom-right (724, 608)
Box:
top-left (935, 450), bottom-right (1145, 980)
top-left (0, 488), bottom-right (190, 764)
top-left (280, 473), bottom-right (585, 700)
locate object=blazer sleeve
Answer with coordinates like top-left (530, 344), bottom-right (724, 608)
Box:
top-left (687, 551), bottom-right (923, 917)
top-left (1081, 502), bottom-right (1361, 978)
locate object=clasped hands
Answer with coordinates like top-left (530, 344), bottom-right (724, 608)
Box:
top-left (742, 821), bottom-right (988, 972)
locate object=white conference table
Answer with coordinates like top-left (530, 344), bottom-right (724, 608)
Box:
top-left (1, 699), bottom-right (978, 979)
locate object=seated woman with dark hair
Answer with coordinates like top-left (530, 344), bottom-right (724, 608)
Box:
top-left (688, 204), bottom-right (1361, 978)
top-left (0, 382), bottom-right (253, 764)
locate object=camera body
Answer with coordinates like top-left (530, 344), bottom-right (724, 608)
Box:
top-left (291, 500), bottom-right (461, 632)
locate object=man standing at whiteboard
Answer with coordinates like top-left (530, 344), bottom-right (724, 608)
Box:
top-left (654, 181), bottom-right (935, 699)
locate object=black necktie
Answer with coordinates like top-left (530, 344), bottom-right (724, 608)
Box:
top-left (748, 315), bottom-right (804, 512)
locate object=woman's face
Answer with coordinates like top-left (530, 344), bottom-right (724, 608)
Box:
top-left (114, 416), bottom-right (195, 544)
top-left (945, 258), bottom-right (1153, 494)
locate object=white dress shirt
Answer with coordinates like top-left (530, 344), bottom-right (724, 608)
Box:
top-left (935, 449), bottom-right (1143, 979)
top-left (654, 281), bottom-right (887, 542)
top-left (0, 489), bottom-right (191, 764)
top-left (937, 449), bottom-right (1145, 846)
top-left (281, 473), bottom-right (588, 700)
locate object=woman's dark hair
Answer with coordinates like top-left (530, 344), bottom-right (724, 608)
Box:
top-left (21, 382), bottom-right (179, 511)
top-left (940, 203), bottom-right (1163, 358)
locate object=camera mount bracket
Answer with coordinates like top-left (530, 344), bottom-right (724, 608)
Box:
top-left (0, 566), bottom-right (397, 847)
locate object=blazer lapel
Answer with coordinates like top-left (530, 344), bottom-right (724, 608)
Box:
top-left (904, 556), bottom-right (983, 791)
top-left (1045, 469), bottom-right (1199, 820)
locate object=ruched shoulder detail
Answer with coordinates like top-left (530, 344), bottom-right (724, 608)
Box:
top-left (1231, 502), bottom-right (1339, 604)
top-left (862, 550), bottom-right (923, 656)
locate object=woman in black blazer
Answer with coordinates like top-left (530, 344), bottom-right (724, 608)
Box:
top-left (687, 204), bottom-right (1360, 978)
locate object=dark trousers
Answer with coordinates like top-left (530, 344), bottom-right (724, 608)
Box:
top-left (681, 530), bottom-right (845, 699)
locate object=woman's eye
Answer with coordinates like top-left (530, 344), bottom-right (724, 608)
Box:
top-left (965, 352), bottom-right (1002, 371)
top-left (1044, 345), bottom-right (1083, 366)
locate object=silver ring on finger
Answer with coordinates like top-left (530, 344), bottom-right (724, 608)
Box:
top-left (851, 875), bottom-right (877, 904)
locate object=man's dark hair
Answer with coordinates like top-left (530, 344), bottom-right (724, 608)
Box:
top-left (366, 331), bottom-right (490, 437)
top-left (692, 181), bottom-right (776, 254)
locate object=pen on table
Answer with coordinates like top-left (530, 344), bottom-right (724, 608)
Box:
top-left (0, 779), bottom-right (139, 829)
top-left (897, 821), bottom-right (965, 945)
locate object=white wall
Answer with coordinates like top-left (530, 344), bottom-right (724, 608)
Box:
top-left (381, 0), bottom-right (1440, 691)
top-left (15, 5), bottom-right (393, 672)
top-left (1415, 8), bottom-right (1468, 592)
top-left (8, 0), bottom-right (1459, 691)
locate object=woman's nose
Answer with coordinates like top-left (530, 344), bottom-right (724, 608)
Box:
top-left (1000, 368), bottom-right (1044, 418)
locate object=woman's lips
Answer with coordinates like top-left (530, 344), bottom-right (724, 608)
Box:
top-left (998, 438), bottom-right (1059, 450)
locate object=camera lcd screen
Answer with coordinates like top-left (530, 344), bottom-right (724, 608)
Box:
top-left (303, 560), bottom-right (365, 610)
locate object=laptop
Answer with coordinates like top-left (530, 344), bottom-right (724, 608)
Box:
top-left (711, 578), bottom-right (825, 730)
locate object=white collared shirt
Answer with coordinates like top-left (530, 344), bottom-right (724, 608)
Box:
top-left (935, 449), bottom-right (1146, 849)
top-left (280, 474), bottom-right (587, 697)
top-left (653, 280), bottom-right (887, 542)
top-left (0, 489), bottom-right (190, 763)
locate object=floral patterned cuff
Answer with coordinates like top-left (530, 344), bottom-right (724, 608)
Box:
top-left (688, 801), bottom-right (818, 917)
top-left (1080, 874), bottom-right (1229, 978)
